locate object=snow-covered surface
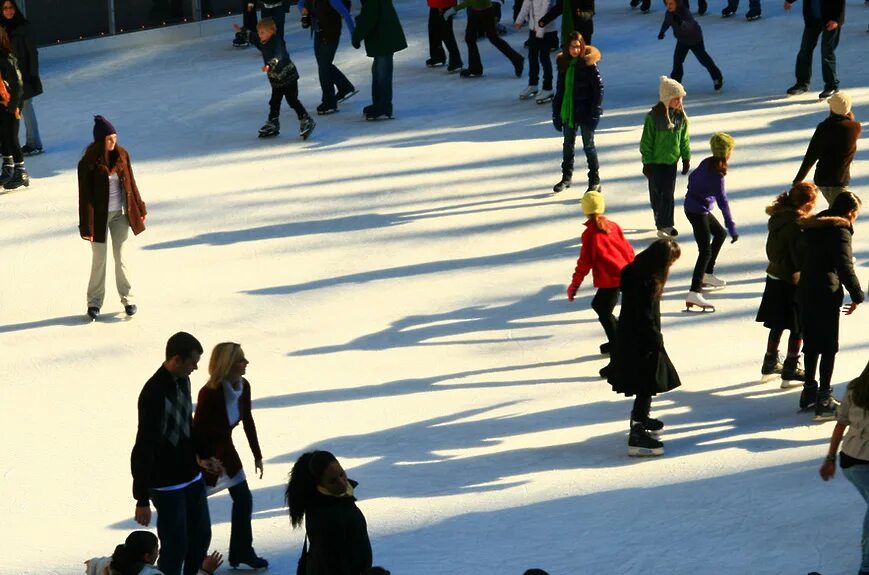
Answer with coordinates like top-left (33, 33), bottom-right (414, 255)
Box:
top-left (2, 1), bottom-right (868, 573)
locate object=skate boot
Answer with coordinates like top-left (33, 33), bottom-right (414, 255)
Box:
top-left (799, 380), bottom-right (818, 411)
top-left (697, 0), bottom-right (708, 14)
top-left (299, 115), bottom-right (316, 140)
top-left (814, 390), bottom-right (839, 421)
top-left (86, 307), bottom-right (100, 321)
top-left (745, 8), bottom-right (761, 19)
top-left (656, 227), bottom-right (679, 239)
top-left (702, 273), bottom-right (726, 289)
top-left (535, 90), bottom-right (553, 104)
top-left (0, 159), bottom-right (13, 187)
top-left (760, 352), bottom-right (783, 380)
top-left (786, 83), bottom-right (808, 96)
top-left (685, 291), bottom-right (715, 312)
top-left (714, 77), bottom-right (724, 91)
top-left (552, 177), bottom-right (571, 193)
top-left (258, 117), bottom-right (280, 138)
top-left (519, 85), bottom-right (538, 100)
top-left (631, 416), bottom-right (664, 438)
top-left (721, 5), bottom-right (736, 17)
top-left (3, 164), bottom-right (29, 190)
top-left (818, 87), bottom-right (838, 100)
top-left (780, 355), bottom-right (806, 388)
top-left (630, 0), bottom-right (640, 7)
top-left (232, 29), bottom-right (250, 48)
top-left (628, 423), bottom-right (664, 456)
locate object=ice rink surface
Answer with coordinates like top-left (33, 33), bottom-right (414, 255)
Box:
top-left (1, 1), bottom-right (868, 573)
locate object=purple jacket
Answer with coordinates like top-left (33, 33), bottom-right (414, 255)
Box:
top-left (684, 157), bottom-right (737, 237)
top-left (659, 4), bottom-right (702, 46)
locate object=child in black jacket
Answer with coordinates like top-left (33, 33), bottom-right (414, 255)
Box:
top-left (658, 0), bottom-right (722, 91)
top-left (538, 0), bottom-right (593, 46)
top-left (251, 18), bottom-right (316, 139)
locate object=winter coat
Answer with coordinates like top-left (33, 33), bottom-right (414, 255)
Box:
top-left (305, 482), bottom-right (373, 575)
top-left (658, 4), bottom-right (702, 46)
top-left (0, 52), bottom-right (22, 114)
top-left (607, 261), bottom-right (681, 397)
top-left (785, 0), bottom-right (844, 24)
top-left (552, 45), bottom-right (603, 127)
top-left (193, 379), bottom-right (263, 487)
top-left (351, 0), bottom-right (408, 57)
top-left (304, 0), bottom-right (354, 43)
top-left (640, 102), bottom-right (690, 165)
top-left (539, 0), bottom-right (595, 37)
top-left (78, 145), bottom-right (147, 244)
top-left (515, 0), bottom-right (557, 38)
top-left (765, 205), bottom-right (804, 285)
top-left (0, 15), bottom-right (41, 99)
top-left (837, 389), bottom-right (869, 462)
top-left (569, 218), bottom-right (635, 289)
top-left (253, 34), bottom-right (299, 87)
top-left (427, 0), bottom-right (457, 10)
top-left (793, 114), bottom-right (861, 188)
top-left (683, 157), bottom-right (736, 237)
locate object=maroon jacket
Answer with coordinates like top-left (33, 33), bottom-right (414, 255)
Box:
top-left (77, 145), bottom-right (147, 243)
top-left (193, 379), bottom-right (263, 486)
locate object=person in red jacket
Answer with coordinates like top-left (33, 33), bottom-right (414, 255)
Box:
top-left (566, 190), bottom-right (635, 363)
top-left (426, 0), bottom-right (463, 71)
top-left (193, 342), bottom-right (267, 570)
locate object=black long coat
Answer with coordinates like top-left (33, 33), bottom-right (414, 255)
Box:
top-left (0, 15), bottom-right (42, 100)
top-left (305, 481), bottom-right (373, 575)
top-left (607, 261), bottom-right (681, 397)
top-left (797, 212), bottom-right (864, 354)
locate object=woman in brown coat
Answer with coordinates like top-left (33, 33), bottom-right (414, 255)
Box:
top-left (193, 342), bottom-right (268, 570)
top-left (77, 115), bottom-right (146, 320)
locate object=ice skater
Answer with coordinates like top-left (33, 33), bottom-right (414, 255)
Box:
top-left (607, 239), bottom-right (682, 457)
top-left (426, 0), bottom-right (463, 72)
top-left (683, 132), bottom-right (738, 312)
top-left (551, 31), bottom-right (602, 193)
top-left (0, 25), bottom-right (26, 190)
top-left (537, 0), bottom-right (594, 46)
top-left (784, 0), bottom-right (844, 99)
top-left (755, 182), bottom-right (817, 386)
top-left (640, 76), bottom-right (690, 239)
top-left (351, 0), bottom-right (407, 120)
top-left (797, 191), bottom-right (863, 420)
top-left (249, 17), bottom-right (316, 139)
top-left (301, 0), bottom-right (358, 115)
top-left (566, 190), bottom-right (635, 371)
top-left (658, 0), bottom-right (723, 92)
top-left (445, 0), bottom-right (524, 78)
top-left (78, 116), bottom-right (147, 321)
top-left (231, 2), bottom-right (258, 47)
top-left (85, 531), bottom-right (223, 575)
top-left (514, 0), bottom-right (557, 103)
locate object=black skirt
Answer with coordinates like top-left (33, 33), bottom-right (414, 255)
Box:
top-left (755, 276), bottom-right (800, 333)
top-left (800, 287), bottom-right (844, 355)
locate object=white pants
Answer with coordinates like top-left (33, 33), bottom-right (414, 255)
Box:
top-left (87, 210), bottom-right (134, 308)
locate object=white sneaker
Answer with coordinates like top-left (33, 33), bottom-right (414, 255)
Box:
top-left (519, 86), bottom-right (538, 100)
top-left (535, 90), bottom-right (553, 103)
top-left (702, 273), bottom-right (727, 288)
top-left (685, 291), bottom-right (715, 312)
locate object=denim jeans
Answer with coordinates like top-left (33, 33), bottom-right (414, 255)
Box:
top-left (671, 40), bottom-right (722, 83)
top-left (795, 18), bottom-right (840, 90)
top-left (646, 163), bottom-right (677, 229)
top-left (843, 464), bottom-right (869, 572)
top-left (20, 99), bottom-right (41, 149)
top-left (561, 119), bottom-right (599, 187)
top-left (686, 211), bottom-right (726, 292)
top-left (151, 479), bottom-right (212, 575)
top-left (228, 481), bottom-right (255, 560)
top-left (371, 54), bottom-right (394, 116)
top-left (314, 32), bottom-right (354, 108)
top-left (527, 33), bottom-right (554, 91)
top-left (428, 7), bottom-right (462, 67)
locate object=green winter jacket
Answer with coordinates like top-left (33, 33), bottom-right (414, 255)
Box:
top-left (639, 102), bottom-right (690, 165)
top-left (351, 0), bottom-right (408, 57)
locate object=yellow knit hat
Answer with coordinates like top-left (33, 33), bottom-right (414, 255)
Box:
top-left (709, 132), bottom-right (735, 159)
top-left (581, 190), bottom-right (605, 216)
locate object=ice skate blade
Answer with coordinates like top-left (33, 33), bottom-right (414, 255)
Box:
top-left (628, 445), bottom-right (664, 457)
top-left (700, 284), bottom-right (725, 291)
top-left (780, 378), bottom-right (804, 389)
top-left (536, 96), bottom-right (553, 104)
top-left (684, 302), bottom-right (715, 312)
top-left (813, 413), bottom-right (836, 422)
top-left (760, 372), bottom-right (780, 383)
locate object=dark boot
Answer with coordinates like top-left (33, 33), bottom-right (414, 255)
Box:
top-left (3, 164), bottom-right (29, 190)
top-left (552, 176), bottom-right (571, 193)
top-left (628, 423), bottom-right (664, 456)
top-left (0, 157), bottom-right (13, 187)
top-left (814, 388), bottom-right (839, 421)
top-left (761, 352), bottom-right (783, 376)
top-left (781, 355), bottom-right (805, 382)
top-left (799, 380), bottom-right (818, 411)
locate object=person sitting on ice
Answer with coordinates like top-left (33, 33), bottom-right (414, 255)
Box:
top-left (85, 531), bottom-right (223, 575)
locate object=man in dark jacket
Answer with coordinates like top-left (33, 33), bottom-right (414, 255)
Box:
top-left (793, 91), bottom-right (860, 206)
top-left (302, 0), bottom-right (357, 114)
top-left (784, 0), bottom-right (845, 99)
top-left (132, 332), bottom-right (221, 575)
top-left (351, 0), bottom-right (407, 120)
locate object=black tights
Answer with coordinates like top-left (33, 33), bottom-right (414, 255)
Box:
top-left (632, 394), bottom-right (652, 422)
top-left (766, 327), bottom-right (802, 357)
top-left (591, 287), bottom-right (619, 346)
top-left (804, 352), bottom-right (836, 392)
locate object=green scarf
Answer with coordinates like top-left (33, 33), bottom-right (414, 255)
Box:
top-left (561, 0), bottom-right (574, 45)
top-left (560, 59), bottom-right (577, 129)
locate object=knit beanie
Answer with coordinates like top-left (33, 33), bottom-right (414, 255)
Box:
top-left (93, 115), bottom-right (117, 141)
top-left (709, 132), bottom-right (735, 159)
top-left (581, 190), bottom-right (605, 216)
top-left (658, 76), bottom-right (686, 105)
top-left (829, 91), bottom-right (852, 116)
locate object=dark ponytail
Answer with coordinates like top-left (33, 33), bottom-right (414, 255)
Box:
top-left (110, 531), bottom-right (158, 575)
top-left (286, 450), bottom-right (337, 528)
top-left (848, 361), bottom-right (869, 410)
top-left (828, 191), bottom-right (862, 218)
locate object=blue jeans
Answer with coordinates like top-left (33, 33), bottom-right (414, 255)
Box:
top-left (20, 99), bottom-right (41, 149)
top-left (151, 480), bottom-right (212, 575)
top-left (371, 54), bottom-right (394, 116)
top-left (795, 18), bottom-right (840, 90)
top-left (561, 119), bottom-right (599, 187)
top-left (843, 464), bottom-right (869, 572)
top-left (314, 32), bottom-right (354, 108)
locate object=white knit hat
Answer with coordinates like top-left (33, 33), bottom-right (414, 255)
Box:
top-left (659, 76), bottom-right (686, 104)
top-left (829, 91), bottom-right (852, 116)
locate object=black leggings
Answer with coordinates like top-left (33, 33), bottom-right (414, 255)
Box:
top-left (804, 352), bottom-right (836, 393)
top-left (0, 111), bottom-right (22, 163)
top-left (632, 394), bottom-right (652, 421)
top-left (269, 81), bottom-right (307, 120)
top-left (591, 287), bottom-right (619, 345)
top-left (686, 211), bottom-right (726, 292)
top-left (464, 7), bottom-right (522, 74)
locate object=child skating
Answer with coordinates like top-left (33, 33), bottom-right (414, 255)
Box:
top-left (551, 31), bottom-right (602, 193)
top-left (514, 0), bottom-right (557, 103)
top-left (250, 18), bottom-right (316, 139)
top-left (683, 132), bottom-right (738, 312)
top-left (658, 0), bottom-right (723, 92)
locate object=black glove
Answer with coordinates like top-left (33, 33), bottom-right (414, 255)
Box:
top-left (730, 233), bottom-right (739, 244)
top-left (301, 14), bottom-right (311, 28)
top-left (681, 159), bottom-right (690, 175)
top-left (352, 39), bottom-right (361, 49)
top-left (593, 106), bottom-right (602, 119)
top-left (657, 32), bottom-right (665, 40)
top-left (362, 568), bottom-right (391, 575)
top-left (553, 117), bottom-right (563, 132)
top-left (642, 164), bottom-right (652, 178)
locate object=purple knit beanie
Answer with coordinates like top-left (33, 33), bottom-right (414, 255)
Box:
top-left (93, 115), bottom-right (117, 141)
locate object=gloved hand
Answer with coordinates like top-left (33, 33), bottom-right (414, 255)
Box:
top-left (537, 19), bottom-right (546, 28)
top-left (730, 233), bottom-right (739, 244)
top-left (592, 106), bottom-right (602, 120)
top-left (681, 159), bottom-right (690, 175)
top-left (301, 14), bottom-right (311, 28)
top-left (567, 284), bottom-right (579, 301)
top-left (642, 164), bottom-right (652, 178)
top-left (352, 38), bottom-right (361, 49)
top-left (657, 32), bottom-right (665, 40)
top-left (553, 116), bottom-right (563, 132)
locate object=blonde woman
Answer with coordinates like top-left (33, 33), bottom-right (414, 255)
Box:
top-left (192, 343), bottom-right (267, 569)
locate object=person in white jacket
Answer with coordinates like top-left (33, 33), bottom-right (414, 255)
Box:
top-left (85, 531), bottom-right (223, 575)
top-left (514, 0), bottom-right (557, 103)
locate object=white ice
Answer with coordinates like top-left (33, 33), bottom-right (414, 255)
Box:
top-left (1, 1), bottom-right (868, 573)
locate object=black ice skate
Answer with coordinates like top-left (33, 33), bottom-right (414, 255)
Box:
top-left (760, 351), bottom-right (783, 382)
top-left (786, 84), bottom-right (808, 96)
top-left (814, 392), bottom-right (839, 422)
top-left (299, 115), bottom-right (316, 140)
top-left (86, 307), bottom-right (100, 321)
top-left (4, 165), bottom-right (30, 190)
top-left (631, 417), bottom-right (664, 438)
top-left (721, 6), bottom-right (736, 17)
top-left (258, 118), bottom-right (280, 138)
top-left (552, 177), bottom-right (571, 193)
top-left (745, 8), bottom-right (761, 19)
top-left (818, 88), bottom-right (838, 100)
top-left (232, 29), bottom-right (250, 48)
top-left (798, 380), bottom-right (818, 412)
top-left (628, 423), bottom-right (664, 456)
top-left (780, 355), bottom-right (805, 388)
